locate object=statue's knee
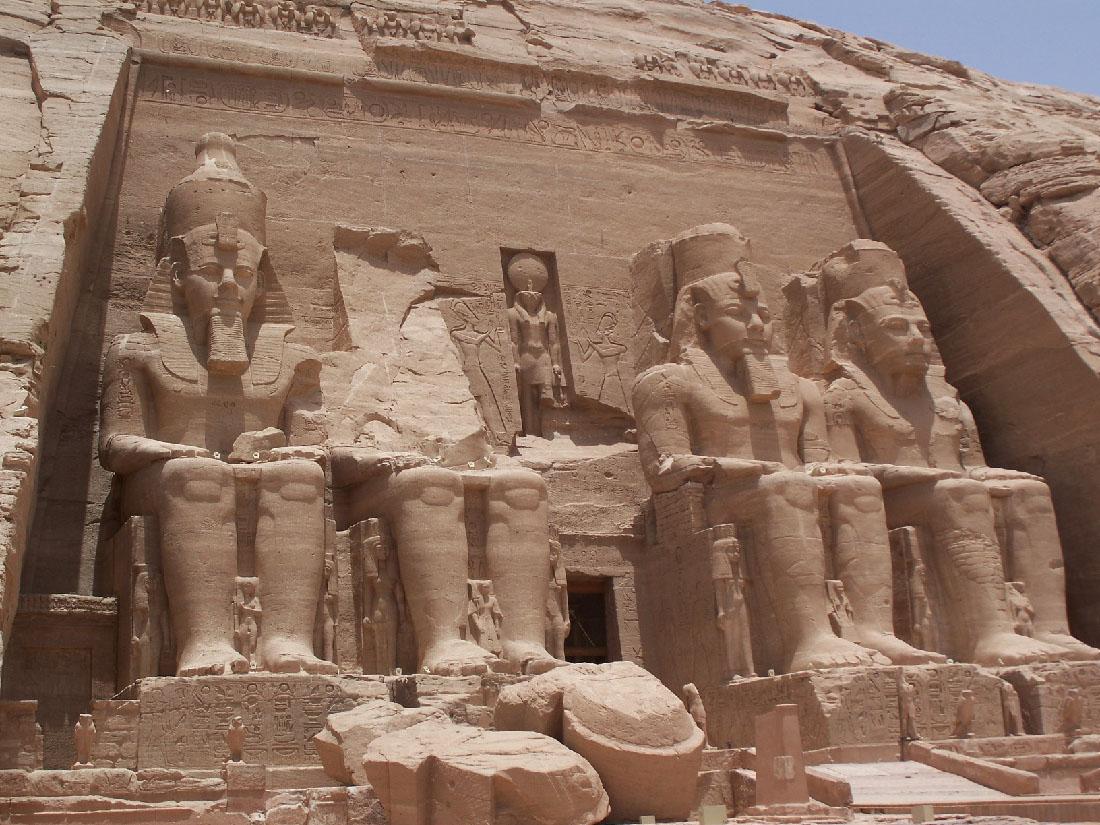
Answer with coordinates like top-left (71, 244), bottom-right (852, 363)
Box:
top-left (934, 478), bottom-right (988, 505)
top-left (828, 475), bottom-right (884, 514)
top-left (1006, 479), bottom-right (1054, 513)
top-left (390, 466), bottom-right (463, 507)
top-left (760, 472), bottom-right (817, 510)
top-left (487, 469), bottom-right (547, 511)
top-left (162, 457), bottom-right (231, 503)
top-left (263, 460), bottom-right (325, 503)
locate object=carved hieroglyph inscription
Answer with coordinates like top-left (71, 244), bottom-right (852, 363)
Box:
top-left (136, 674), bottom-right (386, 767)
top-left (135, 67), bottom-right (834, 177)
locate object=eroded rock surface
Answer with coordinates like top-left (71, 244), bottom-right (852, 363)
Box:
top-left (362, 720), bottom-right (610, 825)
top-left (496, 661), bottom-right (705, 821)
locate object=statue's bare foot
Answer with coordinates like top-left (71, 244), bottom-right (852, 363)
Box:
top-left (1033, 631), bottom-right (1100, 661)
top-left (788, 635), bottom-right (890, 672)
top-left (422, 639), bottom-right (494, 676)
top-left (972, 633), bottom-right (1066, 666)
top-left (178, 645), bottom-right (248, 677)
top-left (502, 641), bottom-right (565, 675)
top-left (259, 639), bottom-right (338, 675)
top-left (856, 628), bottom-right (947, 665)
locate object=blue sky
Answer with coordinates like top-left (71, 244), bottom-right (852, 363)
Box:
top-left (742, 1), bottom-right (1100, 98)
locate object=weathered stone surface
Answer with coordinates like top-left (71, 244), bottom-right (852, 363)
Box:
top-left (496, 661), bottom-right (704, 821)
top-left (363, 719), bottom-right (609, 825)
top-left (4, 0), bottom-right (1100, 820)
top-left (494, 662), bottom-right (602, 736)
top-left (708, 664), bottom-right (1006, 750)
top-left (134, 674), bottom-right (387, 769)
top-left (561, 664), bottom-right (704, 821)
top-left (314, 699), bottom-right (445, 785)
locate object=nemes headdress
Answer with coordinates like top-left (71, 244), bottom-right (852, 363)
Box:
top-left (665, 223), bottom-right (781, 402)
top-left (144, 132), bottom-right (293, 324)
top-left (667, 223), bottom-right (755, 359)
top-left (817, 240), bottom-right (924, 364)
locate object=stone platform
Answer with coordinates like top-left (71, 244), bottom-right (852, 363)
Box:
top-left (999, 661), bottom-right (1100, 734)
top-left (114, 674), bottom-right (389, 770)
top-left (89, 671), bottom-right (533, 771)
top-left (708, 664), bottom-right (1008, 750)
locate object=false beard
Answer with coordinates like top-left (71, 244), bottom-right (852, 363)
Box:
top-left (206, 311), bottom-right (249, 375)
top-left (739, 343), bottom-right (780, 403)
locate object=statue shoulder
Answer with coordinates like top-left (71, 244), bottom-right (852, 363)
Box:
top-left (286, 343), bottom-right (322, 384)
top-left (106, 331), bottom-right (157, 365)
top-left (796, 375), bottom-right (823, 401)
top-left (634, 361), bottom-right (690, 393)
top-left (286, 342), bottom-right (321, 368)
top-left (823, 375), bottom-right (860, 400)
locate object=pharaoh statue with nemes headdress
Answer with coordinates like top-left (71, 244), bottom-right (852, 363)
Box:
top-left (99, 133), bottom-right (334, 677)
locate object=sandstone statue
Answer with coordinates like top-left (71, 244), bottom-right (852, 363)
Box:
top-left (333, 453), bottom-right (563, 676)
top-left (1001, 682), bottom-right (1025, 736)
top-left (710, 524), bottom-right (755, 678)
top-left (632, 224), bottom-right (940, 672)
top-left (546, 536), bottom-right (570, 660)
top-left (819, 240), bottom-right (1099, 665)
top-left (505, 252), bottom-right (567, 437)
top-left (99, 133), bottom-right (334, 677)
top-left (953, 689), bottom-right (976, 739)
top-left (226, 716), bottom-right (246, 762)
top-left (466, 579), bottom-right (504, 657)
top-left (682, 682), bottom-right (709, 747)
top-left (72, 714), bottom-right (96, 769)
top-left (898, 672), bottom-right (920, 741)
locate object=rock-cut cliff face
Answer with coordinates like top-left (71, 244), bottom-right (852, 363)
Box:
top-left (1, 0), bottom-right (1100, 694)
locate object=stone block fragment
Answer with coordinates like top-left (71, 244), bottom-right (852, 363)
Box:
top-left (362, 720), bottom-right (609, 825)
top-left (314, 700), bottom-right (446, 785)
top-left (496, 661), bottom-right (704, 821)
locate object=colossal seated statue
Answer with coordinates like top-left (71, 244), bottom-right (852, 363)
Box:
top-left (817, 241), bottom-right (1099, 665)
top-left (331, 451), bottom-right (564, 676)
top-left (632, 224), bottom-right (941, 673)
top-left (99, 133), bottom-right (333, 677)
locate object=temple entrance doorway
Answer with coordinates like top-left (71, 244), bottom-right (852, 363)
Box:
top-left (564, 577), bottom-right (611, 663)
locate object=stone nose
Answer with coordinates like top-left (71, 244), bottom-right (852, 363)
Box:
top-left (217, 268), bottom-right (239, 298)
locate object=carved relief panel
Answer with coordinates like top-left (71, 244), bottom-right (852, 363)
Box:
top-left (561, 285), bottom-right (635, 416)
top-left (439, 294), bottom-right (521, 446)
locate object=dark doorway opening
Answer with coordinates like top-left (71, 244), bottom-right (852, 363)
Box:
top-left (565, 577), bottom-right (609, 663)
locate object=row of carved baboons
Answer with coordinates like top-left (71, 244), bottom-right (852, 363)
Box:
top-left (143, 0), bottom-right (337, 37)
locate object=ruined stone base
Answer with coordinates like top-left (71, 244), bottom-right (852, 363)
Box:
top-left (0, 699), bottom-right (42, 770)
top-left (710, 664), bottom-right (1006, 749)
top-left (999, 660), bottom-right (1100, 734)
top-left (123, 674), bottom-right (388, 769)
top-left (388, 670), bottom-right (530, 728)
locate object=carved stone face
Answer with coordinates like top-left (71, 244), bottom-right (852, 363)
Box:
top-left (857, 299), bottom-right (932, 379)
top-left (175, 248), bottom-right (260, 337)
top-left (514, 290), bottom-right (544, 315)
top-left (692, 274), bottom-right (773, 359)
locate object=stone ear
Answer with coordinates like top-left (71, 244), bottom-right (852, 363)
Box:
top-left (167, 238), bottom-right (188, 283)
top-left (841, 299), bottom-right (864, 350)
top-left (257, 248), bottom-right (272, 296)
top-left (693, 298), bottom-right (710, 331)
top-left (845, 319), bottom-right (863, 352)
